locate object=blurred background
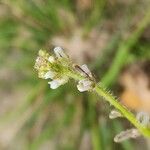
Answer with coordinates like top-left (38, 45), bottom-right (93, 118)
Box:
top-left (0, 0), bottom-right (150, 150)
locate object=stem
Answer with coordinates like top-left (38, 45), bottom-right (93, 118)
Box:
top-left (94, 83), bottom-right (150, 137)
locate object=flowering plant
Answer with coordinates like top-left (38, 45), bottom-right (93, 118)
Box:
top-left (34, 47), bottom-right (150, 142)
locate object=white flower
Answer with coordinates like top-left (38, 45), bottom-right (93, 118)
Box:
top-left (54, 46), bottom-right (68, 59)
top-left (48, 80), bottom-right (61, 89)
top-left (48, 77), bottom-right (68, 89)
top-left (48, 56), bottom-right (55, 63)
top-left (77, 79), bottom-right (93, 92)
top-left (35, 49), bottom-right (71, 89)
top-left (74, 64), bottom-right (93, 78)
top-left (114, 128), bottom-right (140, 143)
top-left (44, 70), bottom-right (56, 79)
top-left (136, 111), bottom-right (150, 126)
top-left (109, 109), bottom-right (122, 119)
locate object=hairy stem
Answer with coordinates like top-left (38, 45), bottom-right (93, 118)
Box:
top-left (67, 70), bottom-right (150, 137)
top-left (94, 83), bottom-right (150, 137)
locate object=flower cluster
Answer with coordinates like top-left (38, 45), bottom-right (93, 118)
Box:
top-left (34, 47), bottom-right (70, 89)
top-left (34, 47), bottom-right (95, 91)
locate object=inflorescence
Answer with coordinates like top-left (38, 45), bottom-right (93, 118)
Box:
top-left (34, 47), bottom-right (95, 92)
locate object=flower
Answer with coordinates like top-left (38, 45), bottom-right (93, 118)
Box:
top-left (109, 109), bottom-right (122, 119)
top-left (54, 46), bottom-right (68, 59)
top-left (114, 128), bottom-right (140, 143)
top-left (77, 79), bottom-right (93, 92)
top-left (44, 70), bottom-right (56, 79)
top-left (75, 64), bottom-right (95, 92)
top-left (74, 64), bottom-right (93, 78)
top-left (48, 77), bottom-right (68, 89)
top-left (136, 111), bottom-right (150, 126)
top-left (80, 64), bottom-right (93, 78)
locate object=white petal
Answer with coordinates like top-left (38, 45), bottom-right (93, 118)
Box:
top-left (77, 79), bottom-right (92, 92)
top-left (114, 128), bottom-right (140, 143)
top-left (54, 46), bottom-right (68, 59)
top-left (83, 80), bottom-right (92, 87)
top-left (130, 129), bottom-right (140, 138)
top-left (76, 64), bottom-right (93, 78)
top-left (77, 84), bottom-right (85, 92)
top-left (136, 111), bottom-right (150, 126)
top-left (48, 77), bottom-right (68, 89)
top-left (44, 71), bottom-right (56, 79)
top-left (48, 80), bottom-right (60, 89)
top-left (81, 64), bottom-right (91, 75)
top-left (48, 56), bottom-right (55, 63)
top-left (109, 110), bottom-right (122, 119)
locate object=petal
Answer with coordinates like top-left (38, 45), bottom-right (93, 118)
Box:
top-left (77, 79), bottom-right (92, 92)
top-left (44, 70), bottom-right (56, 79)
top-left (136, 111), bottom-right (150, 126)
top-left (109, 110), bottom-right (122, 119)
top-left (80, 64), bottom-right (91, 75)
top-left (77, 84), bottom-right (86, 92)
top-left (82, 80), bottom-right (92, 87)
top-left (48, 80), bottom-right (60, 89)
top-left (48, 77), bottom-right (68, 89)
top-left (54, 46), bottom-right (68, 59)
top-left (114, 128), bottom-right (140, 143)
top-left (75, 64), bottom-right (93, 78)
